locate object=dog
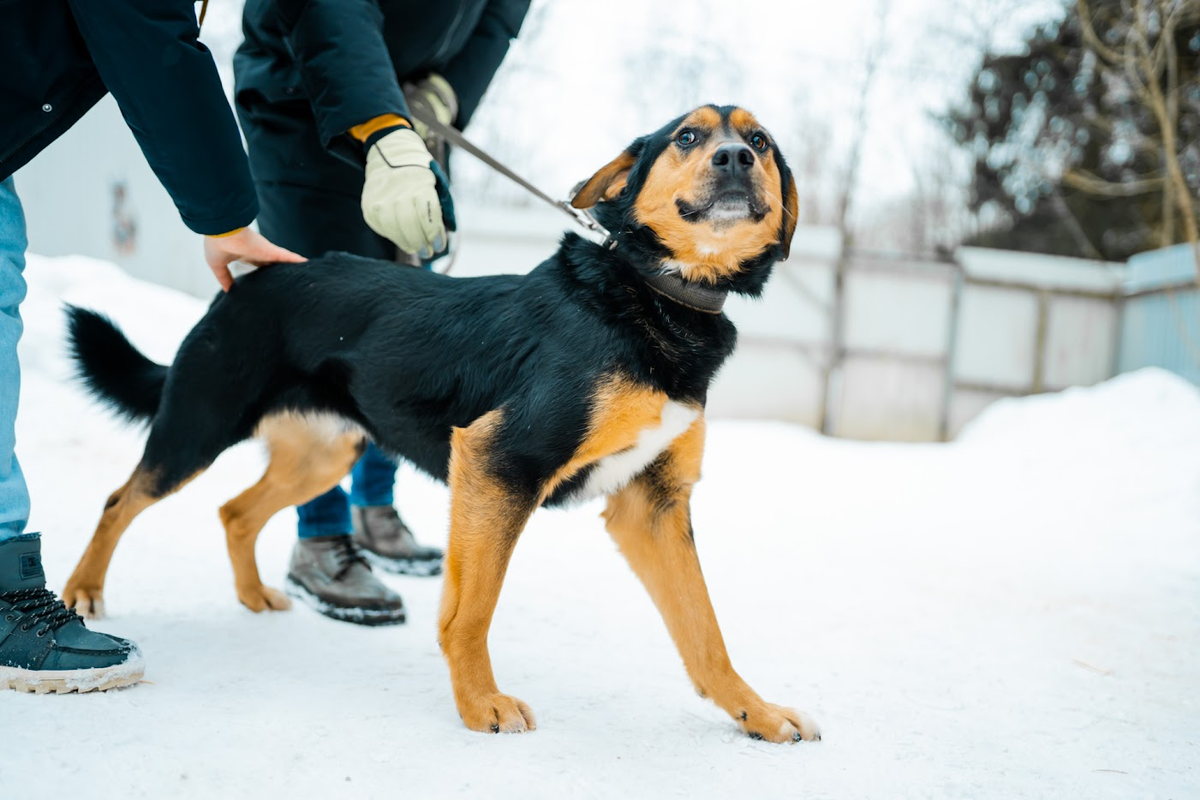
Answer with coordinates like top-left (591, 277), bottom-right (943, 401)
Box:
top-left (62, 104), bottom-right (818, 742)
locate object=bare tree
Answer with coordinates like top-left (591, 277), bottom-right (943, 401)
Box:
top-left (1074, 0), bottom-right (1200, 277)
top-left (821, 0), bottom-right (892, 434)
top-left (835, 0), bottom-right (892, 239)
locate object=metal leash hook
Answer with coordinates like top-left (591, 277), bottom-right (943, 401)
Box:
top-left (558, 199), bottom-right (618, 251)
top-left (408, 106), bottom-right (617, 249)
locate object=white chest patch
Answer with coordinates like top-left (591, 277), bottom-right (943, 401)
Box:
top-left (575, 401), bottom-right (700, 501)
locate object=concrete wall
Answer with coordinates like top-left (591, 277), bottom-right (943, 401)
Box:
top-left (831, 255), bottom-right (957, 441)
top-left (799, 247), bottom-right (1125, 441)
top-left (947, 247), bottom-right (1124, 436)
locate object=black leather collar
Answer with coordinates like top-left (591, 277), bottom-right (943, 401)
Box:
top-left (643, 269), bottom-right (728, 314)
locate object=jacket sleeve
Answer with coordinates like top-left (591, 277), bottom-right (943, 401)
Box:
top-left (67, 0), bottom-right (258, 236)
top-left (275, 0), bottom-right (411, 163)
top-left (439, 0), bottom-right (531, 128)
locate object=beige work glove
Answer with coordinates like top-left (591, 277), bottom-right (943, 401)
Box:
top-left (403, 72), bottom-right (458, 171)
top-left (361, 127), bottom-right (454, 259)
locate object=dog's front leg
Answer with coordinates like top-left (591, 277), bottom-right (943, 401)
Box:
top-left (439, 411), bottom-right (538, 733)
top-left (602, 423), bottom-right (821, 743)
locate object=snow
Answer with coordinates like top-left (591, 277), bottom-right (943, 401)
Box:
top-left (4, 254), bottom-right (1199, 798)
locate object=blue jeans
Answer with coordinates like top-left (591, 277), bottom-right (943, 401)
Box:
top-left (0, 177), bottom-right (29, 543)
top-left (296, 441), bottom-right (397, 538)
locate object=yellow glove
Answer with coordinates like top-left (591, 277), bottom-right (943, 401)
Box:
top-left (361, 127), bottom-right (450, 259)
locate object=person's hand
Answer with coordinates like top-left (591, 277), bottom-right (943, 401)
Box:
top-left (203, 228), bottom-right (306, 291)
top-left (361, 127), bottom-right (455, 260)
top-left (403, 72), bottom-right (458, 169)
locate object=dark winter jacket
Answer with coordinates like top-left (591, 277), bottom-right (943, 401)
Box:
top-left (0, 0), bottom-right (258, 236)
top-left (234, 0), bottom-right (531, 171)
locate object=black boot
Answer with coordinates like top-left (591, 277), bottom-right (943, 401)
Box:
top-left (0, 535), bottom-right (144, 693)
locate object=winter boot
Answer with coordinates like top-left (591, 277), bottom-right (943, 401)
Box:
top-left (284, 535), bottom-right (406, 626)
top-left (351, 505), bottom-right (444, 577)
top-left (0, 535), bottom-right (144, 693)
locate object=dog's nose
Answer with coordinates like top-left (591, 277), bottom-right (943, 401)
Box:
top-left (711, 143), bottom-right (755, 174)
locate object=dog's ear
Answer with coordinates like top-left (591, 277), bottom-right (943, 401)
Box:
top-left (571, 142), bottom-right (642, 209)
top-left (777, 154), bottom-right (799, 260)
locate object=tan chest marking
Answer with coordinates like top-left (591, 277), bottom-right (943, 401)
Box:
top-left (577, 400), bottom-right (699, 501)
top-left (540, 377), bottom-right (702, 504)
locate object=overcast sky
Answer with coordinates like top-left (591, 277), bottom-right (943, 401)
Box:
top-left (201, 0), bottom-right (1068, 227)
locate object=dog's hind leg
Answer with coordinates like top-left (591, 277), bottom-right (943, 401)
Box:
top-left (63, 462), bottom-right (200, 619)
top-left (64, 315), bottom-right (285, 618)
top-left (602, 418), bottom-right (821, 744)
top-left (438, 410), bottom-right (538, 734)
top-left (218, 412), bottom-right (366, 613)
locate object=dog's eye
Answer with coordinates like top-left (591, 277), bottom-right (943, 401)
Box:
top-left (676, 129), bottom-right (697, 146)
top-left (750, 133), bottom-right (768, 151)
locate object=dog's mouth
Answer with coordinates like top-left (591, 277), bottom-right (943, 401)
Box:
top-left (676, 190), bottom-right (767, 224)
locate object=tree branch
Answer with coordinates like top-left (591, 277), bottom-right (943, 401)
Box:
top-left (1076, 0), bottom-right (1125, 63)
top-left (1063, 168), bottom-right (1165, 195)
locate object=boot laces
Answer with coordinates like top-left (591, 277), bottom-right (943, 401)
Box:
top-left (332, 536), bottom-right (370, 581)
top-left (1, 588), bottom-right (82, 636)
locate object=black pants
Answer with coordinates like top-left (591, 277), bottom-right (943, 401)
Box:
top-left (236, 95), bottom-right (396, 261)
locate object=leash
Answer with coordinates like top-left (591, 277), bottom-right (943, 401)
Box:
top-left (407, 106), bottom-right (617, 250)
top-left (407, 107), bottom-right (728, 314)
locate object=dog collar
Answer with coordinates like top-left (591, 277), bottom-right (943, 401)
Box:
top-left (643, 270), bottom-right (728, 314)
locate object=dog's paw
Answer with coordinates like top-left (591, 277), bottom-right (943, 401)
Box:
top-left (738, 702), bottom-right (821, 743)
top-left (458, 692), bottom-right (537, 734)
top-left (62, 584), bottom-right (106, 619)
top-left (237, 583), bottom-right (292, 613)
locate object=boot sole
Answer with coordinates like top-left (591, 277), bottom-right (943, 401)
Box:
top-left (284, 577), bottom-right (407, 627)
top-left (359, 549), bottom-right (443, 577)
top-left (0, 650), bottom-right (146, 694)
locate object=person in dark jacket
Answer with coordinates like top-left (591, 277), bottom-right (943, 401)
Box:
top-left (0, 0), bottom-right (303, 692)
top-left (234, 0), bottom-right (530, 625)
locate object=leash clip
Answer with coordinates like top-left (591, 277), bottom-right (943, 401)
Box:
top-left (557, 199), bottom-right (616, 249)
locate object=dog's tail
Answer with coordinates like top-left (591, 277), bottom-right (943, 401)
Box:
top-left (66, 306), bottom-right (168, 424)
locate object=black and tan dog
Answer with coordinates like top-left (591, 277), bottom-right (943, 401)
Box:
top-left (62, 104), bottom-right (819, 742)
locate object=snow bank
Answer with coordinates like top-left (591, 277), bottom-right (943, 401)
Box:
top-left (4, 255), bottom-right (1198, 799)
top-left (19, 253), bottom-right (206, 381)
top-left (958, 366), bottom-right (1200, 454)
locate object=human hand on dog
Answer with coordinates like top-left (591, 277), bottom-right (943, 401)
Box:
top-left (361, 127), bottom-right (456, 261)
top-left (203, 228), bottom-right (306, 292)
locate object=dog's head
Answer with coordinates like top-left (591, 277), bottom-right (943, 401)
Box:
top-left (571, 105), bottom-right (798, 295)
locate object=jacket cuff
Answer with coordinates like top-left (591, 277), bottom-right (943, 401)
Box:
top-left (207, 227), bottom-right (247, 239)
top-left (363, 124), bottom-right (413, 151)
top-left (179, 198), bottom-right (258, 237)
top-left (349, 114), bottom-right (411, 142)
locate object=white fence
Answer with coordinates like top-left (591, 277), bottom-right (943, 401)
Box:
top-left (708, 241), bottom-right (1124, 440)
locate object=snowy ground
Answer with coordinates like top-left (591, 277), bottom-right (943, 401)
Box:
top-left (3, 255), bottom-right (1199, 799)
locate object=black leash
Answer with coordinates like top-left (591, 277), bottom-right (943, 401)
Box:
top-left (407, 106), bottom-right (617, 250)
